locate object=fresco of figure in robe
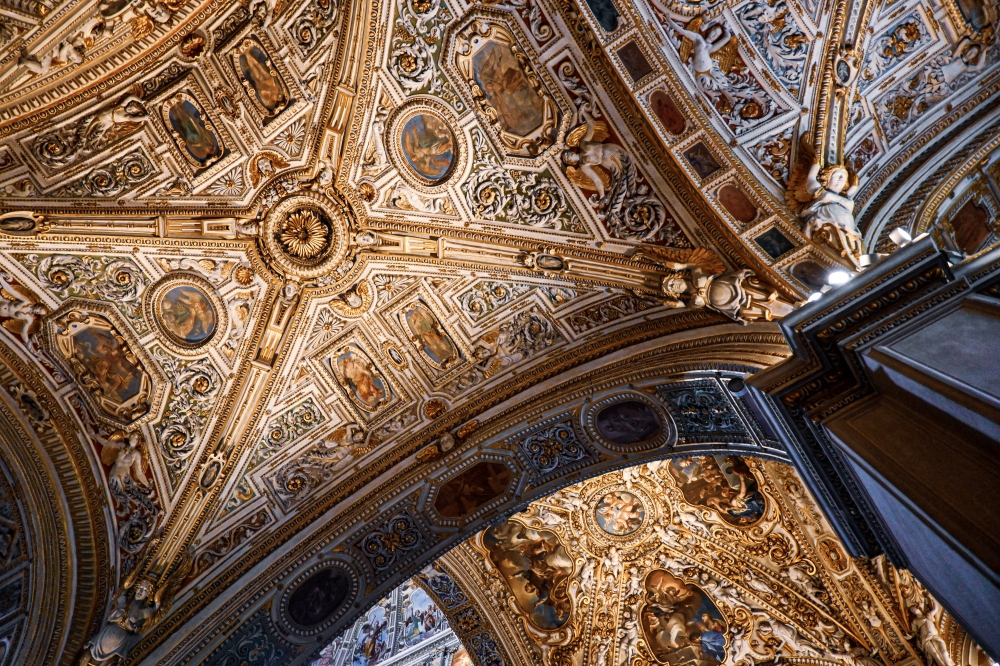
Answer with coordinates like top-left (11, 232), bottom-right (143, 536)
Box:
top-left (472, 41), bottom-right (545, 136)
top-left (402, 302), bottom-right (459, 368)
top-left (236, 39), bottom-right (289, 116)
top-left (482, 519), bottom-right (574, 630)
top-left (165, 94), bottom-right (223, 168)
top-left (333, 345), bottom-right (391, 412)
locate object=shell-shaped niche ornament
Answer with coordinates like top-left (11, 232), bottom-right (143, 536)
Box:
top-left (260, 192), bottom-right (352, 278)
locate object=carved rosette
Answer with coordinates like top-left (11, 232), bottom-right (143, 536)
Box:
top-left (260, 192), bottom-right (352, 279)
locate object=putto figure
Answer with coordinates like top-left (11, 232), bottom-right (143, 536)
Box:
top-left (638, 246), bottom-right (793, 323)
top-left (561, 111), bottom-right (629, 202)
top-left (78, 580), bottom-right (159, 665)
top-left (787, 138), bottom-right (864, 264)
top-left (666, 16), bottom-right (736, 96)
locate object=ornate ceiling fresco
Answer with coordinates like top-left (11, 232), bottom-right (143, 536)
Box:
top-left (421, 461), bottom-right (991, 666)
top-left (0, 0), bottom-right (994, 662)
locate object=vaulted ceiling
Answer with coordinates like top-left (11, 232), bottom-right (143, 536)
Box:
top-left (0, 0), bottom-right (995, 663)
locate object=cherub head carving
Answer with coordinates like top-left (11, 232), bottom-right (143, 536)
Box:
top-left (134, 580), bottom-right (153, 600)
top-left (818, 165), bottom-right (850, 194)
top-left (560, 150), bottom-right (581, 167)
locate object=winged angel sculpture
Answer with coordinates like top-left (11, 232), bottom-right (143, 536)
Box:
top-left (79, 557), bottom-right (193, 665)
top-left (668, 17), bottom-right (738, 97)
top-left (786, 138), bottom-right (864, 265)
top-left (663, 15), bottom-right (773, 124)
top-left (560, 105), bottom-right (671, 242)
top-left (637, 246), bottom-right (793, 322)
top-left (0, 271), bottom-right (47, 348)
top-left (562, 116), bottom-right (628, 202)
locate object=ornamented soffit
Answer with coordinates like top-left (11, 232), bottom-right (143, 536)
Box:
top-left (0, 0), bottom-right (994, 663)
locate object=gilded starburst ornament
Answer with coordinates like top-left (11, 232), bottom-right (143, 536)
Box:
top-left (279, 210), bottom-right (330, 259)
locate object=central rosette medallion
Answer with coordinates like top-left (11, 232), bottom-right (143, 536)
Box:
top-left (261, 192), bottom-right (351, 278)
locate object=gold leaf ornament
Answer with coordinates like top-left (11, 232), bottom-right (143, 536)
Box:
top-left (279, 210), bottom-right (329, 259)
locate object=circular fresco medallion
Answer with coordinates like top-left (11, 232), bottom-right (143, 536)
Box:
top-left (399, 112), bottom-right (456, 184)
top-left (595, 490), bottom-right (646, 535)
top-left (157, 284), bottom-right (218, 346)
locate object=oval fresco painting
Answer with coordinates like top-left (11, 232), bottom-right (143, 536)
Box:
top-left (595, 400), bottom-right (662, 445)
top-left (287, 567), bottom-right (350, 627)
top-left (640, 569), bottom-right (728, 665)
top-left (332, 344), bottom-right (391, 412)
top-left (668, 455), bottom-right (766, 525)
top-left (399, 112), bottom-right (455, 183)
top-left (434, 462), bottom-right (512, 518)
top-left (235, 39), bottom-right (289, 116)
top-left (483, 519), bottom-right (574, 630)
top-left (157, 285), bottom-right (217, 346)
top-left (163, 93), bottom-right (224, 168)
top-left (595, 490), bottom-right (645, 535)
top-left (472, 41), bottom-right (545, 137)
top-left (401, 302), bottom-right (459, 369)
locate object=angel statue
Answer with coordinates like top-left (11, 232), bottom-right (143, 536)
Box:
top-left (79, 551), bottom-right (192, 666)
top-left (637, 246), bottom-right (794, 323)
top-left (910, 598), bottom-right (955, 666)
top-left (79, 580), bottom-right (159, 665)
top-left (787, 139), bottom-right (864, 264)
top-left (0, 271), bottom-right (47, 348)
top-left (93, 429), bottom-right (150, 491)
top-left (665, 16), bottom-right (737, 98)
top-left (561, 110), bottom-right (630, 202)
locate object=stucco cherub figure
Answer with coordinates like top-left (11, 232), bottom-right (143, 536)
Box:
top-left (665, 16), bottom-right (737, 98)
top-left (638, 246), bottom-right (748, 319)
top-left (0, 271), bottom-right (47, 348)
top-left (637, 246), bottom-right (793, 322)
top-left (910, 598), bottom-right (954, 666)
top-left (80, 550), bottom-right (192, 666)
top-left (79, 580), bottom-right (159, 665)
top-left (561, 109), bottom-right (629, 202)
top-left (788, 138), bottom-right (864, 263)
top-left (785, 136), bottom-right (861, 244)
top-left (19, 15), bottom-right (110, 76)
top-left (93, 429), bottom-right (150, 490)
